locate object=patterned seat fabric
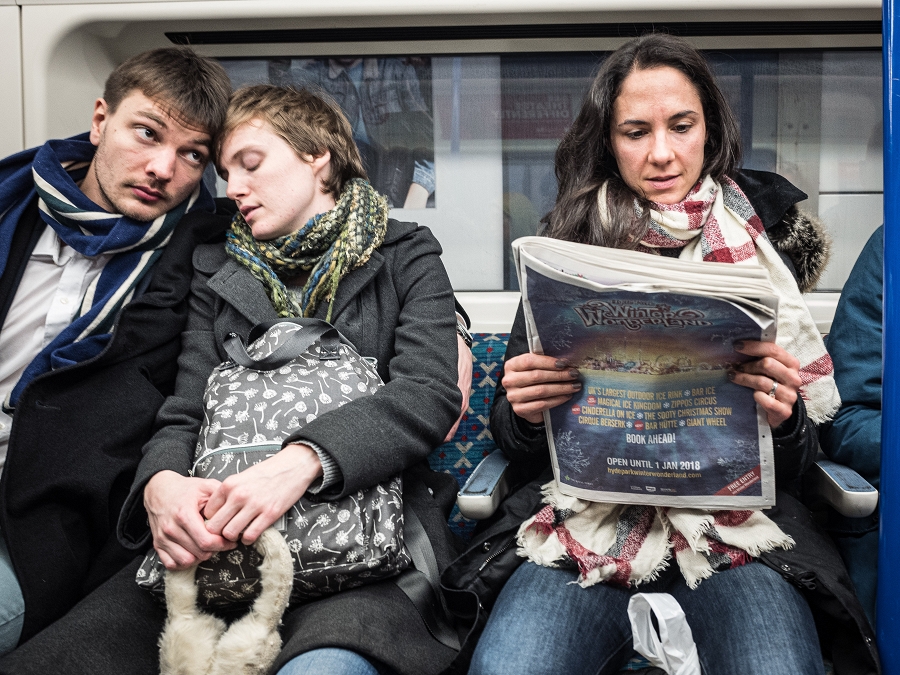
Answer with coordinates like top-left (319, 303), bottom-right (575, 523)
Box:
top-left (428, 333), bottom-right (509, 540)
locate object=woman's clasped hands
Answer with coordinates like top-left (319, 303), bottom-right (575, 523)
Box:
top-left (144, 443), bottom-right (323, 570)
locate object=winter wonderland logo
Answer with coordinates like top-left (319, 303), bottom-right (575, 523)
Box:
top-left (574, 299), bottom-right (711, 331)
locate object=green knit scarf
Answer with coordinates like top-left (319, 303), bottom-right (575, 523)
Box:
top-left (225, 178), bottom-right (388, 321)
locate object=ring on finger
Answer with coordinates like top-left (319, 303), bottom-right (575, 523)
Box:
top-left (768, 382), bottom-right (778, 398)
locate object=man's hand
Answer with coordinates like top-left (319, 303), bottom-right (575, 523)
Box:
top-left (144, 471), bottom-right (235, 570)
top-left (203, 443), bottom-right (323, 545)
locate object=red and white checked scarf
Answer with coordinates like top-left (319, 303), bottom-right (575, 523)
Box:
top-left (518, 176), bottom-right (839, 589)
top-left (519, 485), bottom-right (793, 589)
top-left (613, 174), bottom-right (839, 424)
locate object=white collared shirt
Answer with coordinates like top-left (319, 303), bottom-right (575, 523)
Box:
top-left (0, 226), bottom-right (110, 470)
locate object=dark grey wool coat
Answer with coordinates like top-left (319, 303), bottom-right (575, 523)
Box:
top-left (119, 217), bottom-right (462, 539)
top-left (0, 218), bottom-right (465, 675)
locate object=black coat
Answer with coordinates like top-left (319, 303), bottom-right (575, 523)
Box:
top-left (0, 206), bottom-right (227, 643)
top-left (0, 217), bottom-right (464, 675)
top-left (442, 169), bottom-right (879, 675)
top-left (113, 218), bottom-right (464, 675)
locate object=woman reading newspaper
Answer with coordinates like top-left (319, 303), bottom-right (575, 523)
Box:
top-left (465, 34), bottom-right (876, 675)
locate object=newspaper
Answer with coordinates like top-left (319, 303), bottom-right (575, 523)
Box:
top-left (513, 236), bottom-right (780, 509)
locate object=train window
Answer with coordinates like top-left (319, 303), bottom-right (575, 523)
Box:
top-left (705, 49), bottom-right (883, 293)
top-left (217, 49), bottom-right (882, 294)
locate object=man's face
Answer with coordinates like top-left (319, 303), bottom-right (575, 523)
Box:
top-left (80, 91), bottom-right (211, 221)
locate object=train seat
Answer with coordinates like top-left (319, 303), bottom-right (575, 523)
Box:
top-left (427, 332), bottom-right (510, 539)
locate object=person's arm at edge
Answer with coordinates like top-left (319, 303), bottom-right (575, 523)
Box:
top-left (821, 225), bottom-right (884, 489)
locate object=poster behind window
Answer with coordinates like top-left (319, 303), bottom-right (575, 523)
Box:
top-left (224, 57), bottom-right (436, 210)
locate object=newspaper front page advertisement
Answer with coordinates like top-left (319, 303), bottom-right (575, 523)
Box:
top-left (515, 237), bottom-right (778, 509)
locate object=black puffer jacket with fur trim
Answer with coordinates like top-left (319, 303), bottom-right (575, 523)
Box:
top-left (733, 168), bottom-right (831, 293)
top-left (442, 169), bottom-right (878, 675)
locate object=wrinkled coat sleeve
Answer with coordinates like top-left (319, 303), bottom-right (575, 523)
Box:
top-left (488, 303), bottom-right (553, 483)
top-left (821, 225), bottom-right (883, 490)
top-left (283, 229), bottom-right (461, 497)
top-left (491, 302), bottom-right (819, 488)
top-left (772, 397), bottom-right (819, 486)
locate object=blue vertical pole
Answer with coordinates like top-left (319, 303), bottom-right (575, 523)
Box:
top-left (881, 0), bottom-right (900, 669)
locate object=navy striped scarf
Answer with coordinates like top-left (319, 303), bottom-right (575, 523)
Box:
top-left (0, 133), bottom-right (214, 408)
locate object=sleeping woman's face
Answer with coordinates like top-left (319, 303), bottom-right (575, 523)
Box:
top-left (219, 119), bottom-right (335, 241)
top-left (609, 66), bottom-right (707, 205)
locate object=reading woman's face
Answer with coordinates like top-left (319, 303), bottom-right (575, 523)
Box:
top-left (610, 66), bottom-right (707, 205)
top-left (220, 119), bottom-right (334, 241)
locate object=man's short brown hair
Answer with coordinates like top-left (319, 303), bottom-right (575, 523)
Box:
top-left (104, 47), bottom-right (231, 139)
top-left (219, 85), bottom-right (367, 198)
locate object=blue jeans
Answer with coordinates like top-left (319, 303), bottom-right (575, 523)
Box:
top-left (0, 533), bottom-right (23, 655)
top-left (277, 648), bottom-right (398, 675)
top-left (469, 561), bottom-right (822, 675)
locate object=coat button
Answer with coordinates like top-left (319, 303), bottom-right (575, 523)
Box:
top-left (781, 564), bottom-right (791, 572)
top-left (483, 542), bottom-right (492, 553)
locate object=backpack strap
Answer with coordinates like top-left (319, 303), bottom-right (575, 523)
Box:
top-left (224, 319), bottom-right (344, 370)
top-left (394, 507), bottom-right (461, 651)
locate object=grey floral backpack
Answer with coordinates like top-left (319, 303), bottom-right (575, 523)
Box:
top-left (137, 318), bottom-right (411, 608)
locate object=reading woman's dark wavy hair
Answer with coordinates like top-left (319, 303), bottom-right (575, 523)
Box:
top-left (545, 33), bottom-right (742, 249)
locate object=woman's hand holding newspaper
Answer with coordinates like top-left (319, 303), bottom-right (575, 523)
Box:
top-left (502, 353), bottom-right (582, 424)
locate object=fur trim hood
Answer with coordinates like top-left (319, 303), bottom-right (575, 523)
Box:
top-left (732, 169), bottom-right (831, 294)
top-left (766, 205), bottom-right (831, 294)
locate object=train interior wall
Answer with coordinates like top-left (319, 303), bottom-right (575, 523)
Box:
top-left (1, 0), bottom-right (883, 332)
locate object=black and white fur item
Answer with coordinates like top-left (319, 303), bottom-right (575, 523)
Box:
top-left (158, 527), bottom-right (294, 675)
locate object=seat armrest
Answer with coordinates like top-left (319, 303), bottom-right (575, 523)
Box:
top-left (808, 458), bottom-right (879, 519)
top-left (457, 452), bottom-right (877, 520)
top-left (457, 451), bottom-right (510, 520)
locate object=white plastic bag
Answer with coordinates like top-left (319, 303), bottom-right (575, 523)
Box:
top-left (627, 592), bottom-right (701, 675)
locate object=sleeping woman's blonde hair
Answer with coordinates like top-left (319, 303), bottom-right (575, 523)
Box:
top-left (217, 85), bottom-right (367, 198)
